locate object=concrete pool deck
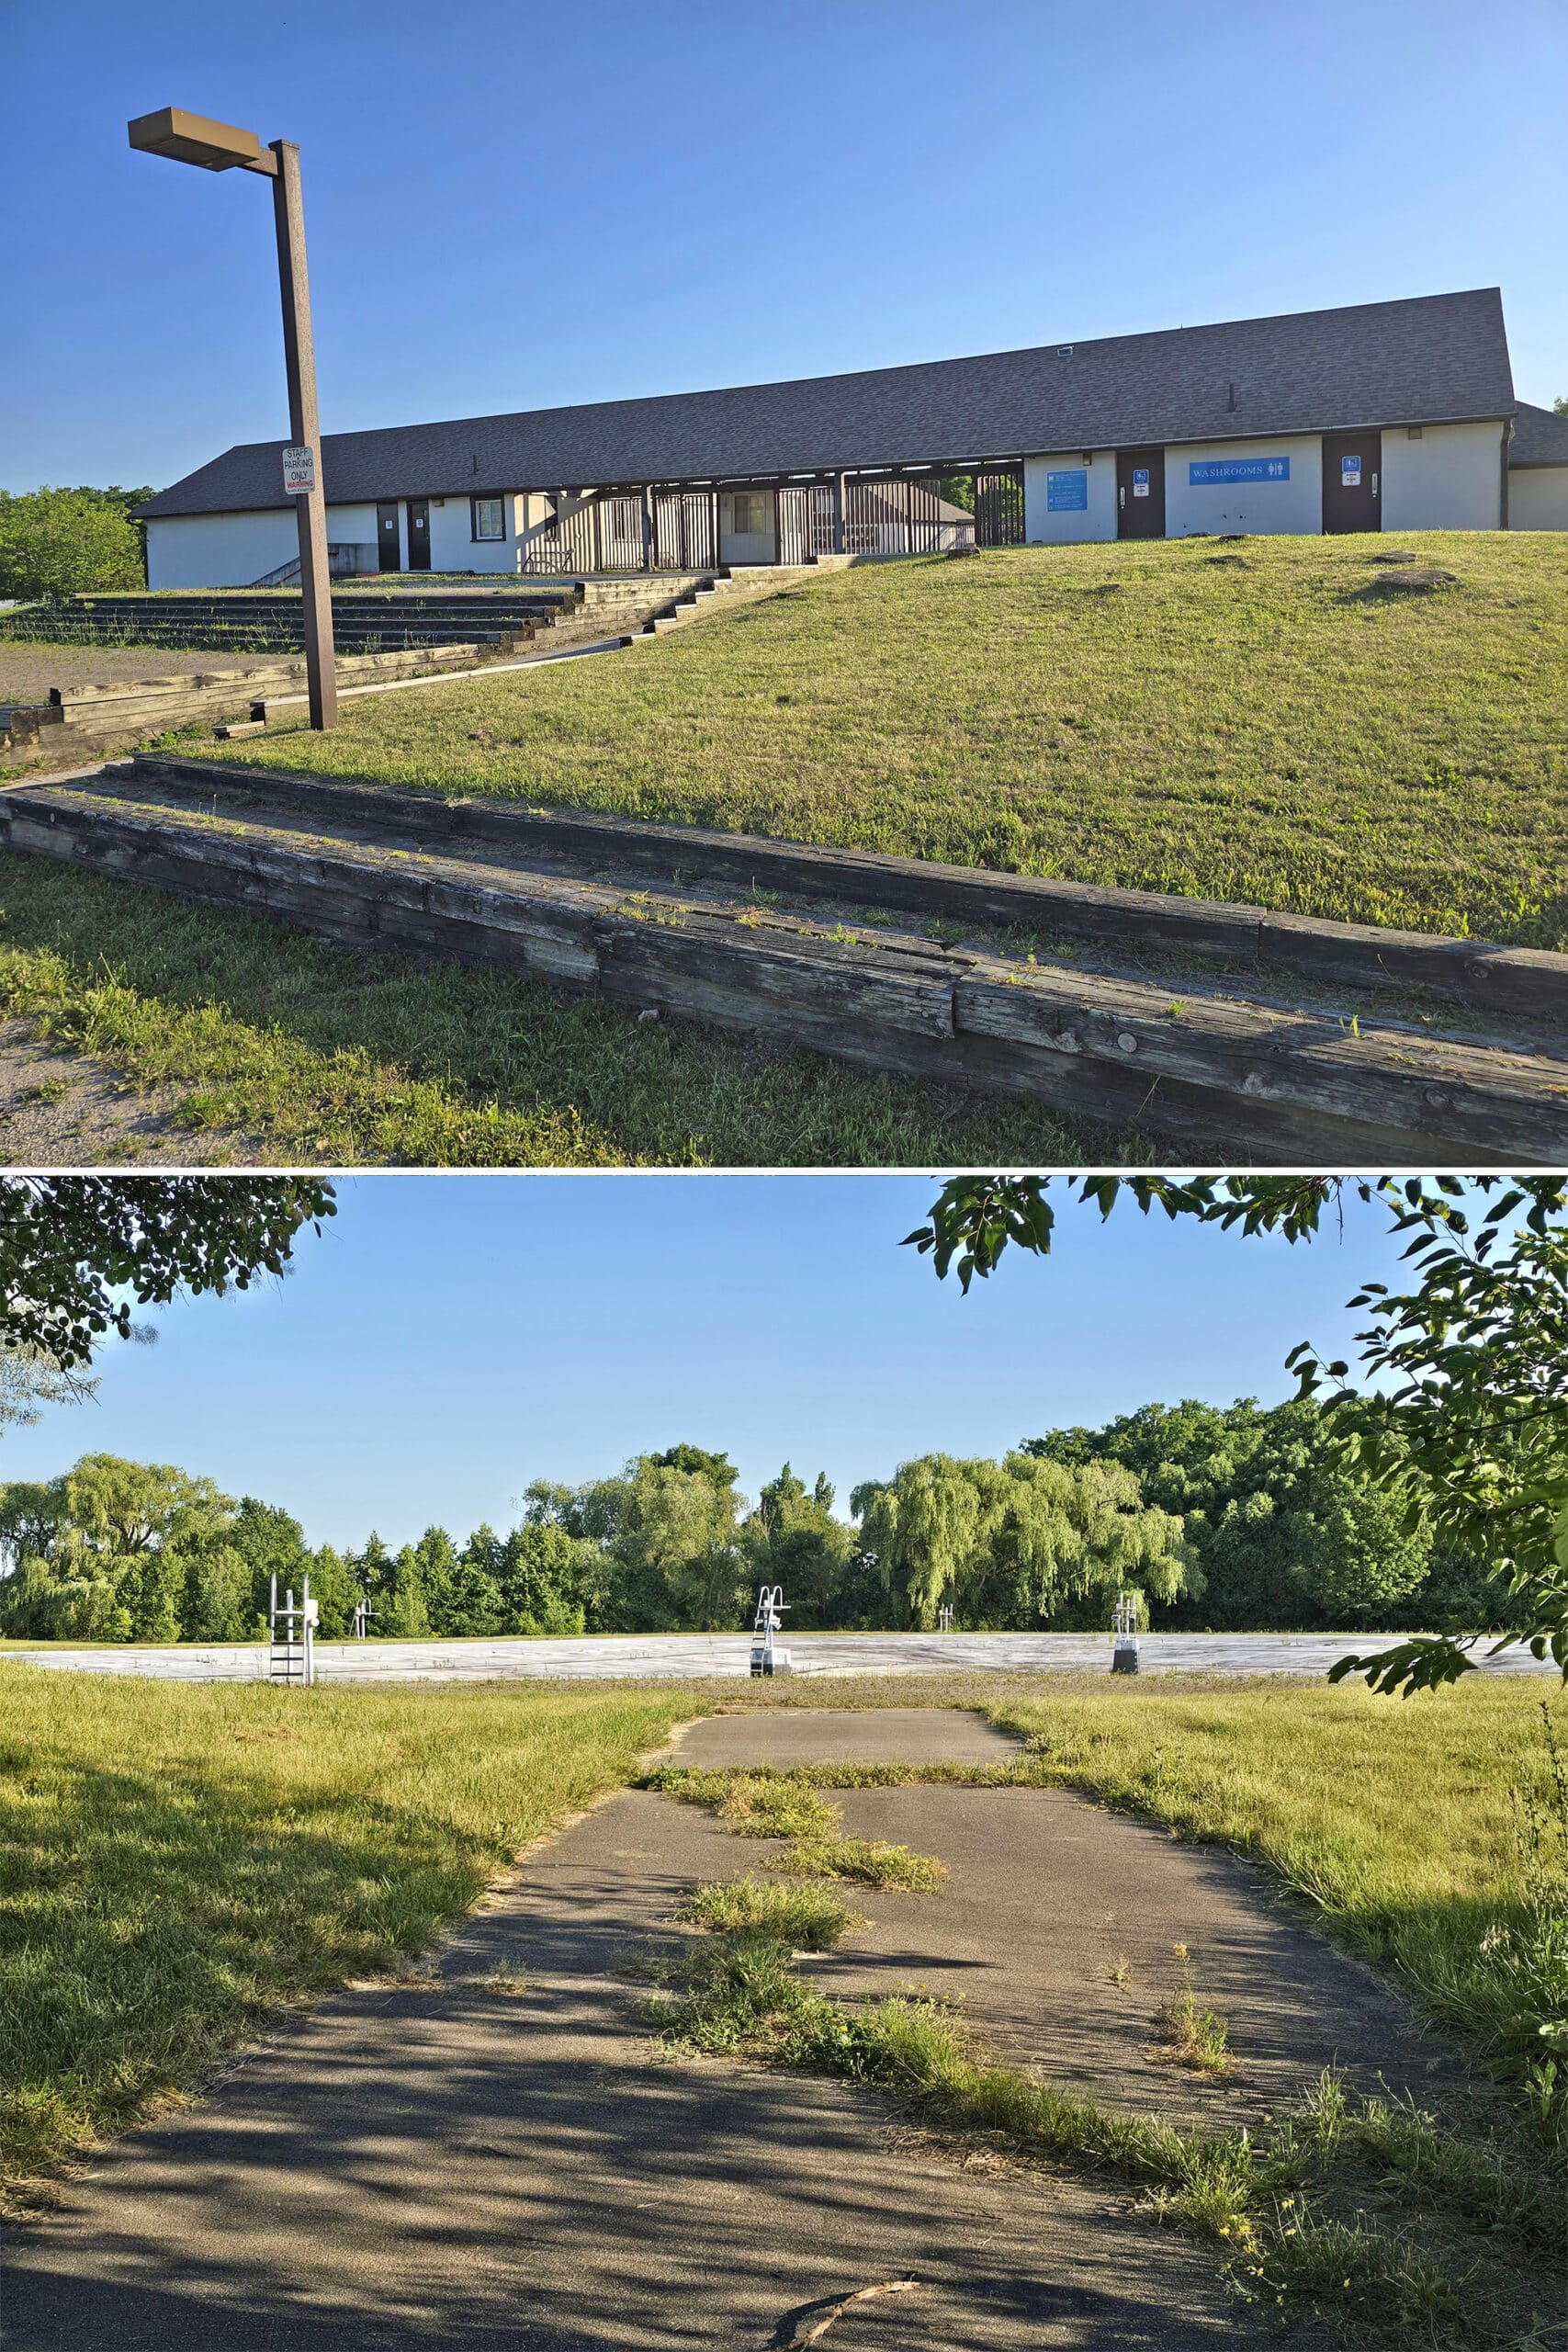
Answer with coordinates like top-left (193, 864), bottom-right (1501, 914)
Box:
top-left (0, 1628), bottom-right (1551, 1685)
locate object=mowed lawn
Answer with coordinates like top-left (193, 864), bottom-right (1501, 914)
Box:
top-left (209, 531), bottom-right (1568, 948)
top-left (1, 1668), bottom-right (1561, 2206)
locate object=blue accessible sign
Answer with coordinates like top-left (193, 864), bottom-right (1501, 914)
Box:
top-left (1341, 454), bottom-right (1362, 485)
top-left (1132, 468), bottom-right (1150, 496)
top-left (1045, 469), bottom-right (1089, 512)
top-left (1189, 456), bottom-right (1291, 485)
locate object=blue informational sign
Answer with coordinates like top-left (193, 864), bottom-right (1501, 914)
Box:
top-left (1045, 469), bottom-right (1089, 512)
top-left (1341, 455), bottom-right (1362, 483)
top-left (1132, 468), bottom-right (1150, 495)
top-left (1189, 456), bottom-right (1291, 485)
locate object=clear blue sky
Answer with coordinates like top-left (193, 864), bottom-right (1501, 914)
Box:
top-left (6, 0), bottom-right (1564, 492)
top-left (1, 1176), bottom-right (1413, 1549)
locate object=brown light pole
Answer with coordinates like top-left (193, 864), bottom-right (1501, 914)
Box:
top-left (127, 107), bottom-right (338, 729)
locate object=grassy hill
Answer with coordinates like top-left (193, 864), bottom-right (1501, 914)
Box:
top-left (209, 530), bottom-right (1568, 950)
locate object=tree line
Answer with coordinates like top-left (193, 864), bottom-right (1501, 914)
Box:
top-left (0, 1397), bottom-right (1489, 1645)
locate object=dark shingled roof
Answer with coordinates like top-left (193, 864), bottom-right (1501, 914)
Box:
top-left (1508, 400), bottom-right (1568, 468)
top-left (138, 288), bottom-right (1514, 519)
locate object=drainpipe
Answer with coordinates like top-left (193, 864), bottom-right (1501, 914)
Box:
top-left (1500, 418), bottom-right (1512, 530)
top-left (832, 472), bottom-right (845, 554)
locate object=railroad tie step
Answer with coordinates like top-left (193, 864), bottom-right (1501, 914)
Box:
top-left (5, 763), bottom-right (1565, 1165)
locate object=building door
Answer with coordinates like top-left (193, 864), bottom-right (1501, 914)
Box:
top-left (377, 503), bottom-right (400, 571)
top-left (406, 498), bottom-right (431, 571)
top-left (1116, 448), bottom-right (1166, 538)
top-left (1321, 431), bottom-right (1382, 533)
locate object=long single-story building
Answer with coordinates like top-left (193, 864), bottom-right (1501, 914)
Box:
top-left (136, 287), bottom-right (1559, 588)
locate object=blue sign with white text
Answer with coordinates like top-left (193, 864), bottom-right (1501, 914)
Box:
top-left (1189, 456), bottom-right (1291, 485)
top-left (1045, 469), bottom-right (1089, 512)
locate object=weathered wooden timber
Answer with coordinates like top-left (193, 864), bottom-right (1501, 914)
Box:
top-left (2, 762), bottom-right (1564, 1163)
top-left (125, 751), bottom-right (1568, 1024)
top-left (0, 646), bottom-right (504, 759)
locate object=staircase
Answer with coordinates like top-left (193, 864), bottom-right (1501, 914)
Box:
top-left (626, 563), bottom-right (826, 641)
top-left (5, 586), bottom-right (587, 659)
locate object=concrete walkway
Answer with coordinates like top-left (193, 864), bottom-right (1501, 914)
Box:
top-left (1, 1628), bottom-right (1551, 1685)
top-left (1, 1707), bottom-right (1460, 2348)
top-left (9, 1709), bottom-right (1335, 2350)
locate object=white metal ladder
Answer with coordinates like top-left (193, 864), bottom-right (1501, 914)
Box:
top-left (268, 1572), bottom-right (318, 1687)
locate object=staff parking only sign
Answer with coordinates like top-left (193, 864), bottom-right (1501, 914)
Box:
top-left (282, 445), bottom-right (317, 495)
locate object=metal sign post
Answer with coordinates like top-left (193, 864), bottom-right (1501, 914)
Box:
top-left (750, 1584), bottom-right (792, 1678)
top-left (1111, 1591), bottom-right (1141, 1676)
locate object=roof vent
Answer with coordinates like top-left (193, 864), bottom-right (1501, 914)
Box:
top-left (1226, 380), bottom-right (1237, 412)
top-left (1056, 344), bottom-right (1074, 356)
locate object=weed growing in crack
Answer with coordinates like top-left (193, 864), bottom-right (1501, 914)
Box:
top-left (677, 1876), bottom-right (861, 1948)
top-left (1156, 1943), bottom-right (1230, 2075)
top-left (645, 1767), bottom-right (948, 1891)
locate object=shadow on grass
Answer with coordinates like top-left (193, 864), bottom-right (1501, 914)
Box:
top-left (0, 1750), bottom-right (496, 2192)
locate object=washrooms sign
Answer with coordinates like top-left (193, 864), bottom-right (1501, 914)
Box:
top-left (282, 445), bottom-right (317, 495)
top-left (1189, 456), bottom-right (1291, 484)
top-left (1341, 454), bottom-right (1363, 485)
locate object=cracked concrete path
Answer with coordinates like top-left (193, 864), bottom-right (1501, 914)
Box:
top-left (2, 1707), bottom-right (1459, 2349)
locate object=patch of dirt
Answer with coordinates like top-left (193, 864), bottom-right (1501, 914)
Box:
top-left (0, 641), bottom-right (250, 707)
top-left (0, 1017), bottom-right (242, 1165)
top-left (1369, 567), bottom-right (1459, 592)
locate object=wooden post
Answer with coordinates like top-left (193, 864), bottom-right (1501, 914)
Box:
top-left (641, 484), bottom-right (653, 571)
top-left (833, 472), bottom-right (845, 554)
top-left (269, 141), bottom-right (337, 729)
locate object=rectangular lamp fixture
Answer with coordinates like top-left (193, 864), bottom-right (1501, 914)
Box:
top-left (127, 107), bottom-right (277, 175)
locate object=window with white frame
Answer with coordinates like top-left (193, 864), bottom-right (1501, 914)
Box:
top-left (728, 492), bottom-right (770, 536)
top-left (471, 494), bottom-right (506, 541)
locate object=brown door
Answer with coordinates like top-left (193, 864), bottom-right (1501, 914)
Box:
top-left (1116, 447), bottom-right (1166, 538)
top-left (406, 498), bottom-right (431, 570)
top-left (377, 502), bottom-right (400, 571)
top-left (1321, 431), bottom-right (1382, 534)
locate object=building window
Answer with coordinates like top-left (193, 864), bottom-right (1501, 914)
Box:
top-left (729, 492), bottom-right (769, 536)
top-left (471, 494), bottom-right (506, 541)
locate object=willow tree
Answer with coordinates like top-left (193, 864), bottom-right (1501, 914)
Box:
top-left (852, 1452), bottom-right (1190, 1631)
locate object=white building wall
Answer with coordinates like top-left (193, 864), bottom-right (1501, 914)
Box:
top-left (1382, 420), bottom-right (1504, 531)
top-left (1023, 453), bottom-right (1116, 543)
top-left (1509, 467), bottom-right (1568, 530)
top-left (425, 494), bottom-right (520, 573)
top-left (1163, 435), bottom-right (1324, 537)
top-left (146, 511), bottom-right (297, 589)
top-left (146, 503), bottom-right (382, 588)
top-left (325, 503), bottom-right (379, 563)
